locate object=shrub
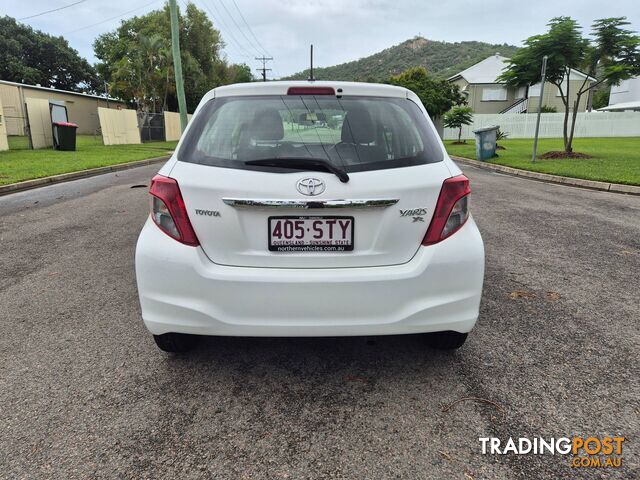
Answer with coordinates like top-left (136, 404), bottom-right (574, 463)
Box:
top-left (443, 106), bottom-right (473, 143)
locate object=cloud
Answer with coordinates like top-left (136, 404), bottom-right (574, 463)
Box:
top-left (12, 0), bottom-right (639, 78)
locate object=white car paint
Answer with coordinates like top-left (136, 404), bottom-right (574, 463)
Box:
top-left (136, 80), bottom-right (484, 339)
top-left (171, 160), bottom-right (453, 268)
top-left (136, 214), bottom-right (483, 337)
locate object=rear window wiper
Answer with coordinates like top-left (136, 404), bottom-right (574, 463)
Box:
top-left (244, 157), bottom-right (350, 183)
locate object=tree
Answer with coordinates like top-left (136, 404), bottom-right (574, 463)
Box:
top-left (226, 63), bottom-right (253, 84)
top-left (499, 17), bottom-right (640, 154)
top-left (591, 86), bottom-right (611, 110)
top-left (94, 2), bottom-right (251, 112)
top-left (443, 106), bottom-right (473, 143)
top-left (388, 67), bottom-right (465, 119)
top-left (0, 16), bottom-right (99, 92)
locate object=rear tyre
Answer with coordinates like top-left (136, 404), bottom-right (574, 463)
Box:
top-left (153, 333), bottom-right (199, 353)
top-left (424, 331), bottom-right (468, 350)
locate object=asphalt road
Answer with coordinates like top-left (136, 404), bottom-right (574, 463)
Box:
top-left (1, 164), bottom-right (638, 479)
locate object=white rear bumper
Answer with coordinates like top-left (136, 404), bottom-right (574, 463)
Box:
top-left (135, 217), bottom-right (484, 336)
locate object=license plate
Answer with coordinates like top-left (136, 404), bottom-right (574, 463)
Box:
top-left (268, 216), bottom-right (354, 252)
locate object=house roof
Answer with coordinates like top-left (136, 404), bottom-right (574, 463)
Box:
top-left (608, 76), bottom-right (640, 106)
top-left (0, 79), bottom-right (123, 102)
top-left (448, 54), bottom-right (597, 84)
top-left (598, 100), bottom-right (640, 111)
top-left (566, 70), bottom-right (597, 82)
top-left (448, 54), bottom-right (510, 84)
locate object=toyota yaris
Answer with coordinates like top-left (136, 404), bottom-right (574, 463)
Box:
top-left (135, 81), bottom-right (484, 353)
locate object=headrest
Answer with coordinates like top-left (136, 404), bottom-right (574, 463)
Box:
top-left (250, 108), bottom-right (284, 141)
top-left (341, 107), bottom-right (376, 144)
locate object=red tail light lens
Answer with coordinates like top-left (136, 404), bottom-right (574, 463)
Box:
top-left (422, 175), bottom-right (471, 245)
top-left (149, 175), bottom-right (199, 246)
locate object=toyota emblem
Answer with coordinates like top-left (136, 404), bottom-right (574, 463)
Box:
top-left (296, 178), bottom-right (325, 196)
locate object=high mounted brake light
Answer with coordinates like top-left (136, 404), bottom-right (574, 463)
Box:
top-left (149, 175), bottom-right (199, 246)
top-left (422, 175), bottom-right (471, 245)
top-left (287, 86), bottom-right (335, 95)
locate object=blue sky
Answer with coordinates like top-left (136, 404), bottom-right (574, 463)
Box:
top-left (5, 0), bottom-right (639, 78)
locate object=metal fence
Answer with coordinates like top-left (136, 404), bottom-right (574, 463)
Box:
top-left (138, 112), bottom-right (166, 142)
top-left (443, 112), bottom-right (640, 140)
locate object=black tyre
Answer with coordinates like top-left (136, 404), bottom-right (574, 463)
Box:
top-left (153, 333), bottom-right (199, 353)
top-left (424, 331), bottom-right (468, 350)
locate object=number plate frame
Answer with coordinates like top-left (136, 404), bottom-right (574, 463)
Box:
top-left (268, 216), bottom-right (355, 252)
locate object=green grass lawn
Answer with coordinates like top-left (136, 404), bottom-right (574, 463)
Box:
top-left (7, 136), bottom-right (31, 150)
top-left (1, 135), bottom-right (177, 186)
top-left (445, 137), bottom-right (640, 186)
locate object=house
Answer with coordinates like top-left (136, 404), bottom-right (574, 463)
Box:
top-left (598, 77), bottom-right (640, 112)
top-left (0, 80), bottom-right (125, 136)
top-left (447, 54), bottom-right (596, 114)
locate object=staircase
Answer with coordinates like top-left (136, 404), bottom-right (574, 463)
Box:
top-left (500, 98), bottom-right (528, 114)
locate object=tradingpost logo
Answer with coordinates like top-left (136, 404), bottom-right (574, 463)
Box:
top-left (479, 436), bottom-right (625, 468)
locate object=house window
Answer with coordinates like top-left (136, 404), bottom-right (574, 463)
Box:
top-left (481, 86), bottom-right (508, 101)
top-left (529, 83), bottom-right (542, 97)
top-left (515, 86), bottom-right (526, 99)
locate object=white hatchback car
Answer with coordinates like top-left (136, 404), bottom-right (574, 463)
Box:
top-left (135, 81), bottom-right (484, 353)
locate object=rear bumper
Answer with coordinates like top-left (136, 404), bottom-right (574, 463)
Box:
top-left (135, 217), bottom-right (485, 337)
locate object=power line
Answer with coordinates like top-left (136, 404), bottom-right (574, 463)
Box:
top-left (216, 0), bottom-right (264, 57)
top-left (197, 1), bottom-right (251, 59)
top-left (197, 0), bottom-right (252, 59)
top-left (64, 0), bottom-right (160, 34)
top-left (202, 1), bottom-right (251, 58)
top-left (19, 0), bottom-right (88, 21)
top-left (229, 0), bottom-right (270, 57)
top-left (269, 59), bottom-right (283, 80)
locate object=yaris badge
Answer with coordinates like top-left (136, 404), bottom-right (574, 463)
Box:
top-left (296, 178), bottom-right (325, 196)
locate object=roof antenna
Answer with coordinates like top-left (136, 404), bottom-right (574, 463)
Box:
top-left (308, 44), bottom-right (315, 82)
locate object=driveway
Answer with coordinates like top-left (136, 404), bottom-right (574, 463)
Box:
top-left (1, 164), bottom-right (638, 479)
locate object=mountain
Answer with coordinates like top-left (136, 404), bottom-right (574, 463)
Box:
top-left (284, 37), bottom-right (519, 81)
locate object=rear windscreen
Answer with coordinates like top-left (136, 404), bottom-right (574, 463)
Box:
top-left (178, 95), bottom-right (444, 173)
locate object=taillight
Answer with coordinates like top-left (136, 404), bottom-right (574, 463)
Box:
top-left (422, 175), bottom-right (471, 245)
top-left (149, 175), bottom-right (199, 246)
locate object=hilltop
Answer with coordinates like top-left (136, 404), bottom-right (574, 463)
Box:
top-left (284, 37), bottom-right (519, 81)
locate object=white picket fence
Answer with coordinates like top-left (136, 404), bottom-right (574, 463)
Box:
top-left (443, 112), bottom-right (640, 140)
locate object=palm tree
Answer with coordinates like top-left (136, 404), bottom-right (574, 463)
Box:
top-left (139, 34), bottom-right (168, 112)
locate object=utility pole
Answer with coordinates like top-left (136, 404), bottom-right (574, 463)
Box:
top-left (531, 55), bottom-right (548, 163)
top-left (169, 0), bottom-right (188, 132)
top-left (255, 56), bottom-right (273, 82)
top-left (308, 44), bottom-right (314, 81)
